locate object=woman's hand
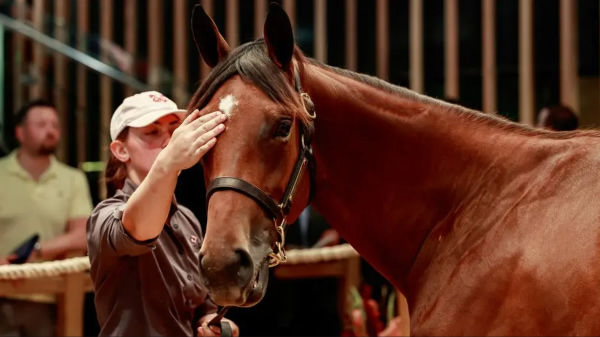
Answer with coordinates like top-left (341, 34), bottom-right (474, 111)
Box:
top-left (157, 109), bottom-right (227, 172)
top-left (197, 313), bottom-right (240, 336)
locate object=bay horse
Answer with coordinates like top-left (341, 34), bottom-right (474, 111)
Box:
top-left (190, 3), bottom-right (600, 335)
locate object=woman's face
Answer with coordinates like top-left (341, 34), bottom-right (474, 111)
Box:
top-left (123, 114), bottom-right (182, 179)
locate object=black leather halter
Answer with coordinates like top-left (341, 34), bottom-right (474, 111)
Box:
top-left (205, 65), bottom-right (316, 267)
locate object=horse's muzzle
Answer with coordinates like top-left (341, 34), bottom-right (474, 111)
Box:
top-left (199, 248), bottom-right (256, 305)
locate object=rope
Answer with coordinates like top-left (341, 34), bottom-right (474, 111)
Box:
top-left (284, 243), bottom-right (359, 264)
top-left (0, 256), bottom-right (90, 280)
top-left (0, 244), bottom-right (359, 280)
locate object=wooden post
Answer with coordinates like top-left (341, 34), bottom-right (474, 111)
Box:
top-left (30, 0), bottom-right (45, 99)
top-left (376, 0), bottom-right (389, 81)
top-left (518, 0), bottom-right (535, 125)
top-left (174, 0), bottom-right (189, 106)
top-left (445, 0), bottom-right (459, 100)
top-left (99, 0), bottom-right (113, 200)
top-left (148, 0), bottom-right (163, 89)
top-left (282, 0), bottom-right (296, 30)
top-left (314, 0), bottom-right (327, 63)
top-left (345, 0), bottom-right (357, 71)
top-left (226, 0), bottom-right (239, 47)
top-left (254, 0), bottom-right (267, 38)
top-left (56, 273), bottom-right (86, 336)
top-left (560, 0), bottom-right (579, 113)
top-left (200, 0), bottom-right (214, 79)
top-left (76, 0), bottom-right (90, 164)
top-left (410, 0), bottom-right (424, 93)
top-left (482, 0), bottom-right (497, 114)
top-left (11, 0), bottom-right (26, 110)
top-left (124, 0), bottom-right (137, 97)
top-left (54, 0), bottom-right (69, 162)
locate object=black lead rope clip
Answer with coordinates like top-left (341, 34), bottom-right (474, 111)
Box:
top-left (207, 306), bottom-right (232, 336)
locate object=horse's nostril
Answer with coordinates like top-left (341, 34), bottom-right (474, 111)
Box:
top-left (235, 249), bottom-right (253, 285)
top-left (198, 249), bottom-right (254, 288)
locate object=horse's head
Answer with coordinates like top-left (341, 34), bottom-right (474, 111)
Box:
top-left (189, 3), bottom-right (315, 307)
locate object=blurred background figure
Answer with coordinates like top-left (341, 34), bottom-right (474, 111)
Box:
top-left (536, 105), bottom-right (579, 131)
top-left (0, 99), bottom-right (93, 336)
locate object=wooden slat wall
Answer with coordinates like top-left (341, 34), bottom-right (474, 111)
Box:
top-left (482, 0), bottom-right (497, 114)
top-left (254, 0), bottom-right (267, 38)
top-left (560, 0), bottom-right (579, 113)
top-left (410, 0), bottom-right (424, 93)
top-left (200, 0), bottom-right (214, 79)
top-left (314, 0), bottom-right (327, 63)
top-left (445, 0), bottom-right (459, 101)
top-left (226, 0), bottom-right (239, 48)
top-left (518, 0), bottom-right (535, 125)
top-left (53, 0), bottom-right (68, 162)
top-left (76, 0), bottom-right (89, 164)
top-left (282, 0), bottom-right (296, 32)
top-left (11, 0), bottom-right (26, 112)
top-left (30, 0), bottom-right (45, 99)
top-left (174, 0), bottom-right (189, 106)
top-left (376, 0), bottom-right (389, 81)
top-left (99, 0), bottom-right (113, 199)
top-left (148, 0), bottom-right (163, 88)
top-left (345, 0), bottom-right (357, 71)
top-left (124, 0), bottom-right (137, 98)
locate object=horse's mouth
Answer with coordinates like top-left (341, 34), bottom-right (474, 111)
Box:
top-left (239, 256), bottom-right (269, 307)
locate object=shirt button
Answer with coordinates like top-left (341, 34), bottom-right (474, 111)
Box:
top-left (172, 223), bottom-right (179, 230)
top-left (187, 274), bottom-right (192, 281)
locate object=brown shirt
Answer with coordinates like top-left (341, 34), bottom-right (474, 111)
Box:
top-left (87, 180), bottom-right (216, 336)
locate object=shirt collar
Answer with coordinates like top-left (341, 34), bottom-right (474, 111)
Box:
top-left (5, 149), bottom-right (58, 181)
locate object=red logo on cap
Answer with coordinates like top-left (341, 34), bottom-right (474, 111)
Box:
top-left (149, 94), bottom-right (168, 103)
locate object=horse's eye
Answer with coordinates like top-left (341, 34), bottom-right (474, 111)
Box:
top-left (274, 119), bottom-right (292, 138)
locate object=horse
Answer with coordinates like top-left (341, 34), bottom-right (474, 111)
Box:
top-left (189, 3), bottom-right (600, 335)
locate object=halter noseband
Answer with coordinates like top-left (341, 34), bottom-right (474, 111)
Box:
top-left (205, 64), bottom-right (316, 267)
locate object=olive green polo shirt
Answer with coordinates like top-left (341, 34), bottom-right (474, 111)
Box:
top-left (0, 150), bottom-right (93, 257)
top-left (87, 179), bottom-right (217, 336)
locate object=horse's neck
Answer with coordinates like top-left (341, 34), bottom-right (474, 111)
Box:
top-left (302, 63), bottom-right (548, 288)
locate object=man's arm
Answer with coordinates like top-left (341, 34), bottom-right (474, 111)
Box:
top-left (34, 217), bottom-right (88, 260)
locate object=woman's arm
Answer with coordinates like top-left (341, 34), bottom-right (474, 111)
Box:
top-left (122, 110), bottom-right (226, 241)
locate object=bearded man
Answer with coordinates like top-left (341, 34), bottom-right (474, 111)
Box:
top-left (0, 99), bottom-right (92, 336)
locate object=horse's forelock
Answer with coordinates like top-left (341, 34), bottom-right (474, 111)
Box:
top-left (189, 39), bottom-right (298, 115)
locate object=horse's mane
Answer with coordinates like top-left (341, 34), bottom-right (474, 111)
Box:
top-left (306, 58), bottom-right (600, 140)
top-left (189, 39), bottom-right (600, 140)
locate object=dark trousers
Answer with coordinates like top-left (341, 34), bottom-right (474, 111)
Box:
top-left (0, 298), bottom-right (56, 336)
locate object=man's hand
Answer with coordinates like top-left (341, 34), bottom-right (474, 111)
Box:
top-left (197, 313), bottom-right (239, 336)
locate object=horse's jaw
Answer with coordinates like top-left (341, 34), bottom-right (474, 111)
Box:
top-left (199, 200), bottom-right (274, 307)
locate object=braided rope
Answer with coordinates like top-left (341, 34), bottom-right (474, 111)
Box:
top-left (0, 244), bottom-right (359, 280)
top-left (0, 256), bottom-right (90, 280)
top-left (285, 243), bottom-right (359, 264)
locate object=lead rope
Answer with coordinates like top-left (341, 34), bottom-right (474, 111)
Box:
top-left (207, 306), bottom-right (232, 336)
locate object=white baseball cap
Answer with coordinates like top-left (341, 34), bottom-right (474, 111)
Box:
top-left (110, 91), bottom-right (187, 140)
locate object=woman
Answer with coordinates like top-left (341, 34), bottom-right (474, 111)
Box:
top-left (87, 91), bottom-right (238, 336)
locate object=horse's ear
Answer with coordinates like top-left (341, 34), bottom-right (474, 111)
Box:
top-left (191, 4), bottom-right (230, 68)
top-left (264, 2), bottom-right (294, 70)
